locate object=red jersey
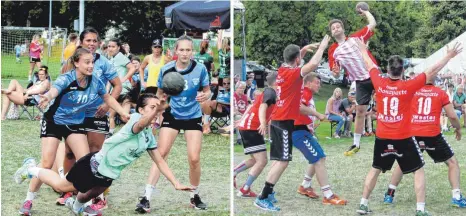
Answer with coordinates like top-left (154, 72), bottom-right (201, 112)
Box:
top-left (410, 85), bottom-right (450, 136)
top-left (294, 88), bottom-right (313, 126)
top-left (29, 42), bottom-right (41, 58)
top-left (234, 92), bottom-right (248, 115)
top-left (370, 68), bottom-right (426, 139)
top-left (328, 26), bottom-right (378, 81)
top-left (239, 88), bottom-right (276, 130)
top-left (271, 66), bottom-right (303, 121)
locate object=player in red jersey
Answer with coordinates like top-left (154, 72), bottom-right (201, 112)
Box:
top-left (382, 76), bottom-right (464, 207)
top-left (328, 7), bottom-right (377, 156)
top-left (354, 38), bottom-right (463, 216)
top-left (293, 73), bottom-right (347, 205)
top-left (253, 35), bottom-right (330, 212)
top-left (234, 71), bottom-right (278, 198)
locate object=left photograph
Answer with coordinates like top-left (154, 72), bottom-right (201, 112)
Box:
top-left (1, 1), bottom-right (231, 215)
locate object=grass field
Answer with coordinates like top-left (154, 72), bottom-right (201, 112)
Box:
top-left (1, 54), bottom-right (63, 80)
top-left (1, 81), bottom-right (230, 215)
top-left (233, 84), bottom-right (466, 216)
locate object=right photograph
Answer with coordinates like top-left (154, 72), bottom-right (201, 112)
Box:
top-left (233, 1), bottom-right (466, 215)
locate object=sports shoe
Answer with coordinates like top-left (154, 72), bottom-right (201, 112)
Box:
top-left (91, 196), bottom-right (107, 210)
top-left (254, 197), bottom-right (280, 211)
top-left (356, 204), bottom-right (372, 215)
top-left (451, 195), bottom-right (466, 208)
top-left (322, 194), bottom-right (347, 205)
top-left (135, 196), bottom-right (151, 213)
top-left (190, 194), bottom-right (207, 210)
top-left (333, 133), bottom-right (340, 139)
top-left (19, 200), bottom-right (33, 215)
top-left (297, 185), bottom-right (319, 199)
top-left (65, 197), bottom-right (102, 216)
top-left (383, 193), bottom-right (394, 204)
top-left (237, 187), bottom-right (257, 198)
top-left (415, 210), bottom-right (431, 216)
top-left (267, 191), bottom-right (278, 203)
top-left (14, 158), bottom-right (36, 184)
top-left (56, 192), bottom-right (73, 205)
top-left (344, 145), bottom-right (360, 156)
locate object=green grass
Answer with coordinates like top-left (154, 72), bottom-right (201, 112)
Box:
top-left (1, 79), bottom-right (231, 215)
top-left (233, 84), bottom-right (466, 215)
top-left (1, 54), bottom-right (63, 80)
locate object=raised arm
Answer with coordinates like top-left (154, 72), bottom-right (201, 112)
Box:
top-left (362, 10), bottom-right (376, 31)
top-left (301, 35), bottom-right (331, 77)
top-left (424, 42), bottom-right (463, 82)
top-left (139, 55), bottom-right (150, 88)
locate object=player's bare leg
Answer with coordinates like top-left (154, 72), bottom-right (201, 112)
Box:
top-left (345, 105), bottom-right (367, 156)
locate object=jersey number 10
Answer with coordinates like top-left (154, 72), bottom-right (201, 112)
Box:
top-left (417, 97), bottom-right (432, 115)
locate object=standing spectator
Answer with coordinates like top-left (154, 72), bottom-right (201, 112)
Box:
top-left (339, 91), bottom-right (356, 137)
top-left (122, 42), bottom-right (131, 58)
top-left (326, 88), bottom-right (344, 138)
top-left (63, 33), bottom-right (78, 62)
top-left (217, 29), bottom-right (231, 86)
top-left (453, 85), bottom-right (466, 127)
top-left (234, 81), bottom-right (249, 143)
top-left (28, 34), bottom-right (43, 82)
top-left (194, 40), bottom-right (215, 84)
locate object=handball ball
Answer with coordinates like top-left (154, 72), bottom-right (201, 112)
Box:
top-left (356, 2), bottom-right (369, 14)
top-left (162, 72), bottom-right (185, 96)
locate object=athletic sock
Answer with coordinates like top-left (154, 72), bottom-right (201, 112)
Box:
top-left (28, 75), bottom-right (31, 81)
top-left (233, 161), bottom-right (248, 176)
top-left (73, 199), bottom-right (85, 212)
top-left (203, 115), bottom-right (210, 124)
top-left (301, 174), bottom-right (312, 188)
top-left (387, 184), bottom-right (396, 196)
top-left (25, 191), bottom-right (37, 201)
top-left (259, 182), bottom-right (274, 200)
top-left (109, 128), bottom-right (115, 134)
top-left (321, 185), bottom-right (334, 199)
top-left (58, 167), bottom-right (65, 179)
top-left (354, 133), bottom-right (362, 148)
top-left (190, 185), bottom-right (199, 198)
top-left (28, 167), bottom-right (42, 178)
top-left (243, 174), bottom-right (257, 190)
top-left (416, 202), bottom-right (425, 211)
top-left (144, 184), bottom-right (156, 200)
top-left (360, 198), bottom-right (369, 206)
top-left (452, 189), bottom-right (461, 200)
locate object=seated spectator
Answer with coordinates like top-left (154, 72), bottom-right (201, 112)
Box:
top-left (338, 91), bottom-right (356, 137)
top-left (364, 92), bottom-right (377, 136)
top-left (442, 84), bottom-right (456, 131)
top-left (325, 88), bottom-right (344, 138)
top-left (202, 77), bottom-right (231, 134)
top-left (1, 66), bottom-right (51, 120)
top-left (453, 85), bottom-right (466, 127)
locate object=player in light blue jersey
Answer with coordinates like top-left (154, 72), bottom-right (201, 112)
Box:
top-left (15, 44), bottom-right (22, 63)
top-left (17, 48), bottom-right (129, 216)
top-left (135, 35), bottom-right (211, 213)
top-left (15, 93), bottom-right (192, 216)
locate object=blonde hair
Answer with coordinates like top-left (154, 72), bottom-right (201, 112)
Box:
top-left (332, 87), bottom-right (342, 99)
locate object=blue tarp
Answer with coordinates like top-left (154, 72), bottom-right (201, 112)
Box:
top-left (165, 0), bottom-right (230, 30)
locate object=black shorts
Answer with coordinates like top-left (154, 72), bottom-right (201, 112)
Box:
top-left (30, 57), bottom-right (40, 63)
top-left (66, 152), bottom-right (113, 193)
top-left (415, 134), bottom-right (454, 163)
top-left (372, 137), bottom-right (425, 174)
top-left (40, 120), bottom-right (85, 140)
top-left (82, 117), bottom-right (110, 134)
top-left (240, 130), bottom-right (266, 155)
top-left (162, 109), bottom-right (202, 131)
top-left (355, 78), bottom-right (374, 105)
top-left (270, 120), bottom-right (294, 161)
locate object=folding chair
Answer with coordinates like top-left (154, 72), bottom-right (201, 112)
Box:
top-left (20, 96), bottom-right (44, 120)
top-left (209, 104), bottom-right (231, 134)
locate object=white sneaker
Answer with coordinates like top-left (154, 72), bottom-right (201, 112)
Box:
top-left (14, 158), bottom-right (36, 184)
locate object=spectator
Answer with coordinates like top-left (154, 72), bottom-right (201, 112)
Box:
top-left (326, 88), bottom-right (344, 138)
top-left (339, 91), bottom-right (356, 137)
top-left (202, 77), bottom-right (231, 134)
top-left (453, 85), bottom-right (466, 127)
top-left (122, 42), bottom-right (132, 58)
top-left (234, 81), bottom-right (248, 144)
top-left (217, 29), bottom-right (230, 86)
top-left (194, 40), bottom-right (215, 84)
top-left (63, 33), bottom-right (78, 62)
top-left (364, 92), bottom-right (377, 136)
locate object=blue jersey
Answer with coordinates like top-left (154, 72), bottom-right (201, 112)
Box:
top-left (85, 53), bottom-right (119, 117)
top-left (15, 45), bottom-right (21, 54)
top-left (217, 89), bottom-right (230, 104)
top-left (157, 60), bottom-right (209, 119)
top-left (44, 70), bottom-right (106, 125)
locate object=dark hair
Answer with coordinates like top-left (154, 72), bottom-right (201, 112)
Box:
top-left (266, 70), bottom-right (278, 86)
top-left (70, 48), bottom-right (92, 69)
top-left (125, 81), bottom-right (142, 104)
top-left (304, 72), bottom-right (321, 84)
top-left (131, 56), bottom-right (141, 63)
top-left (39, 65), bottom-right (49, 74)
top-left (387, 55), bottom-right (404, 77)
top-left (69, 33), bottom-right (78, 42)
top-left (283, 44), bottom-right (300, 64)
top-left (200, 40), bottom-right (209, 55)
top-left (328, 19), bottom-right (344, 31)
top-left (79, 27), bottom-right (99, 43)
top-left (135, 93), bottom-right (158, 113)
top-left (109, 38), bottom-right (126, 55)
top-left (175, 35), bottom-right (194, 50)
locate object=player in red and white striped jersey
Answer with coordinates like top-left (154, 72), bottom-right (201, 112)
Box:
top-left (328, 8), bottom-right (377, 156)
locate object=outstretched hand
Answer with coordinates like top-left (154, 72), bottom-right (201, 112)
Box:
top-left (446, 42), bottom-right (463, 59)
top-left (319, 35), bottom-right (331, 50)
top-left (38, 94), bottom-right (50, 109)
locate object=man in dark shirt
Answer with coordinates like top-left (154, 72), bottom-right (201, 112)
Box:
top-left (339, 91), bottom-right (356, 137)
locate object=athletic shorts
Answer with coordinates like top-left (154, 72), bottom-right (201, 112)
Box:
top-left (292, 126), bottom-right (326, 164)
top-left (162, 109), bottom-right (202, 131)
top-left (82, 117), bottom-right (110, 134)
top-left (30, 57), bottom-right (40, 63)
top-left (355, 78), bottom-right (374, 105)
top-left (372, 137), bottom-right (425, 174)
top-left (239, 130), bottom-right (266, 155)
top-left (270, 120), bottom-right (294, 161)
top-left (16, 53), bottom-right (20, 58)
top-left (40, 119), bottom-right (85, 140)
top-left (415, 133), bottom-right (454, 163)
top-left (66, 152), bottom-right (113, 193)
